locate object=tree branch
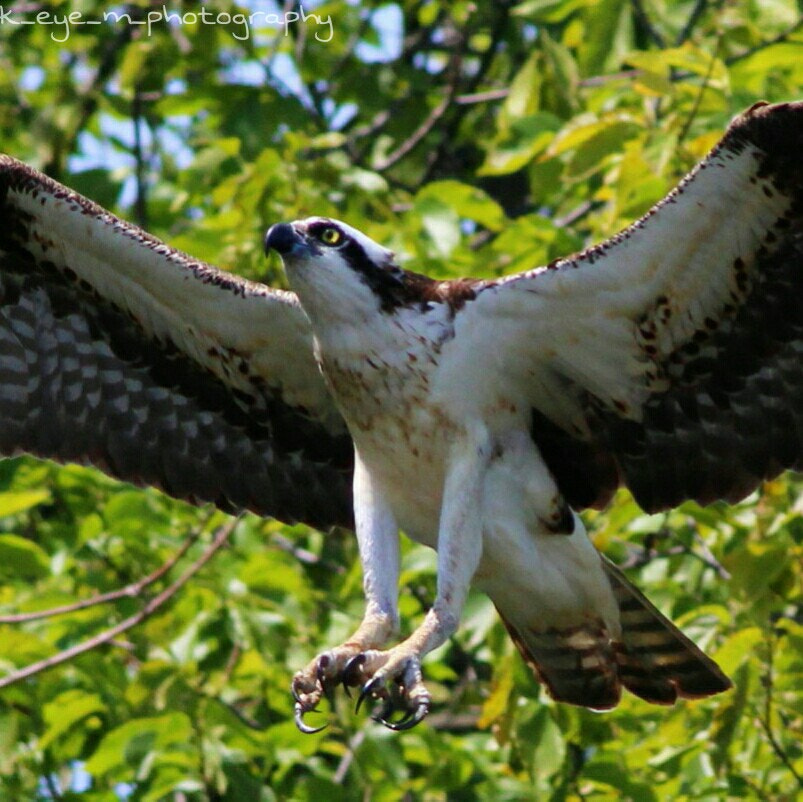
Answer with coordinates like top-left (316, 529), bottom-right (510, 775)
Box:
top-left (676, 40), bottom-right (721, 145)
top-left (631, 0), bottom-right (666, 48)
top-left (0, 518), bottom-right (237, 689)
top-left (0, 528), bottom-right (202, 624)
top-left (675, 0), bottom-right (709, 46)
top-left (372, 52), bottom-right (463, 172)
top-left (333, 728), bottom-right (367, 784)
top-left (44, 11), bottom-right (136, 177)
top-left (724, 19), bottom-right (803, 66)
top-left (619, 527), bottom-right (729, 579)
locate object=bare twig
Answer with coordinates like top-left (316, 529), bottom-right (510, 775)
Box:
top-left (346, 109), bottom-right (392, 141)
top-left (724, 19), bottom-right (803, 67)
top-left (0, 529), bottom-right (202, 624)
top-left (333, 728), bottom-right (367, 784)
top-left (269, 531), bottom-right (345, 573)
top-left (373, 94), bottom-right (453, 171)
top-left (741, 774), bottom-right (774, 802)
top-left (676, 40), bottom-right (722, 145)
top-left (578, 70), bottom-right (641, 88)
top-left (455, 88), bottom-right (510, 105)
top-left (372, 55), bottom-right (462, 172)
top-left (619, 527), bottom-right (728, 578)
top-left (675, 0), bottom-right (709, 46)
top-left (0, 519), bottom-right (237, 689)
top-left (212, 696), bottom-right (267, 731)
top-left (425, 710), bottom-right (482, 732)
top-left (689, 528), bottom-right (730, 580)
top-left (631, 0), bottom-right (666, 48)
top-left (421, 3), bottom-right (511, 185)
top-left (553, 200), bottom-right (597, 229)
top-left (620, 543), bottom-right (685, 570)
top-left (44, 12), bottom-right (136, 177)
top-left (42, 769), bottom-right (63, 802)
top-left (329, 11), bottom-right (374, 88)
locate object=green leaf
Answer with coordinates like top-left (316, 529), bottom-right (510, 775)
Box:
top-left (625, 46), bottom-right (728, 85)
top-left (40, 690), bottom-right (106, 749)
top-left (503, 51), bottom-right (542, 119)
top-left (479, 113), bottom-right (562, 176)
top-left (85, 713), bottom-right (193, 776)
top-left (548, 116), bottom-right (641, 177)
top-left (714, 627), bottom-right (763, 675)
top-left (416, 181), bottom-right (506, 230)
top-left (513, 0), bottom-right (593, 23)
top-left (0, 534), bottom-right (50, 579)
top-left (710, 663), bottom-right (751, 770)
top-left (0, 489), bottom-right (50, 517)
top-left (413, 196), bottom-right (461, 256)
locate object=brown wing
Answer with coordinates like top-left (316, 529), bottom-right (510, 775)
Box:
top-left (0, 156), bottom-right (354, 529)
top-left (462, 101), bottom-right (803, 512)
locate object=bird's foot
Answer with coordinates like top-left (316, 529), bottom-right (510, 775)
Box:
top-left (291, 645), bottom-right (364, 733)
top-left (346, 647), bottom-right (431, 731)
top-left (292, 646), bottom-right (431, 732)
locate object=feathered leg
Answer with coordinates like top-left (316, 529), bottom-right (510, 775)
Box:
top-left (292, 451), bottom-right (400, 732)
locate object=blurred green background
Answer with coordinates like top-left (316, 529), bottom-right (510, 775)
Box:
top-left (0, 1), bottom-right (801, 799)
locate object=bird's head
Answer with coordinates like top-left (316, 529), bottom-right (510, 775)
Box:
top-left (264, 217), bottom-right (405, 324)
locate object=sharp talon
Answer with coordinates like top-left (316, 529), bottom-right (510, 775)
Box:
top-left (371, 698), bottom-right (397, 726)
top-left (354, 685), bottom-right (370, 715)
top-left (342, 653), bottom-right (366, 687)
top-left (355, 675), bottom-right (382, 714)
top-left (384, 702), bottom-right (429, 731)
top-left (294, 703), bottom-right (327, 735)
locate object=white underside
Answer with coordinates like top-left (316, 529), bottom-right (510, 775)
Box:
top-left (347, 340), bottom-right (621, 639)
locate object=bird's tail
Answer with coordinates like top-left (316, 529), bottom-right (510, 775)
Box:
top-left (495, 556), bottom-right (732, 709)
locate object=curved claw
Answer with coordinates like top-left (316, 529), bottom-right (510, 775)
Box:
top-left (343, 653), bottom-right (367, 699)
top-left (355, 674), bottom-right (385, 714)
top-left (382, 700), bottom-right (429, 731)
top-left (294, 702), bottom-right (328, 734)
top-left (342, 653), bottom-right (367, 687)
top-left (370, 697), bottom-right (398, 726)
top-left (370, 691), bottom-right (430, 731)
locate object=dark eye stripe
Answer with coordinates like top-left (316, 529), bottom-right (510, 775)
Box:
top-left (340, 238), bottom-right (407, 305)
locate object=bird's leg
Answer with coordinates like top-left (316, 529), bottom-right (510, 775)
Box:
top-left (292, 451), bottom-right (400, 732)
top-left (347, 430), bottom-right (488, 730)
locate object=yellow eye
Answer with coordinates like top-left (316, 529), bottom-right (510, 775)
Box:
top-left (319, 227), bottom-right (342, 246)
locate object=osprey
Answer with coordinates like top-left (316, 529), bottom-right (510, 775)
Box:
top-left (0, 101), bottom-right (801, 732)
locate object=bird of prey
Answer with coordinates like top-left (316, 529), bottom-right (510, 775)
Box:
top-left (0, 101), bottom-right (801, 732)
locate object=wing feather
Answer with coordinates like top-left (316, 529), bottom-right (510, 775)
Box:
top-left (0, 156), bottom-right (353, 529)
top-left (459, 101), bottom-right (803, 511)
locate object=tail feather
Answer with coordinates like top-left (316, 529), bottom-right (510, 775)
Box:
top-left (496, 556), bottom-right (731, 709)
top-left (499, 615), bottom-right (623, 709)
top-left (603, 557), bottom-right (732, 703)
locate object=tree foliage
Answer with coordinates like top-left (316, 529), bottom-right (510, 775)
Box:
top-left (0, 1), bottom-right (802, 799)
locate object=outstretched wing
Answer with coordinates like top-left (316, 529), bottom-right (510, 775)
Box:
top-left (459, 101), bottom-right (803, 512)
top-left (0, 156), bottom-right (354, 529)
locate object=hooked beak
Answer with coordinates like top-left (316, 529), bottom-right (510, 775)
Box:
top-left (264, 222), bottom-right (304, 257)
